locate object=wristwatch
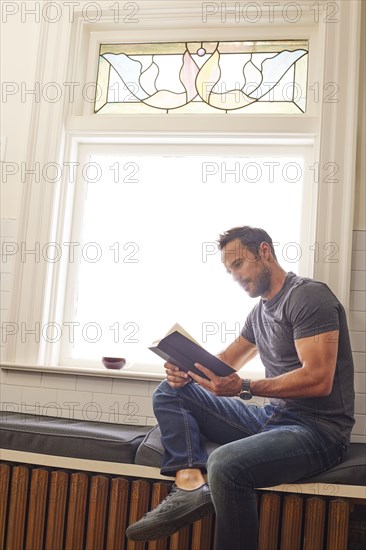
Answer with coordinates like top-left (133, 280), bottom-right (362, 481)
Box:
top-left (238, 379), bottom-right (252, 400)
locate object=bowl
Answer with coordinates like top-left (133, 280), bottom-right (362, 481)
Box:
top-left (102, 357), bottom-right (127, 370)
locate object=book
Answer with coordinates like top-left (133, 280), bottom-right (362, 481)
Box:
top-left (149, 323), bottom-right (236, 380)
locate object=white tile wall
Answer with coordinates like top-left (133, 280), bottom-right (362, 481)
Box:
top-left (350, 291), bottom-right (366, 311)
top-left (0, 368), bottom-right (159, 426)
top-left (351, 250), bottom-right (365, 271)
top-left (350, 230), bottom-right (366, 443)
top-left (41, 372), bottom-right (77, 391)
top-left (0, 231), bottom-right (365, 441)
top-left (0, 219), bottom-right (17, 362)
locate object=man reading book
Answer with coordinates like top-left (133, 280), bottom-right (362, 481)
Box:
top-left (126, 225), bottom-right (355, 550)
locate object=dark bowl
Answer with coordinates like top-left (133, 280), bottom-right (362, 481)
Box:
top-left (102, 357), bottom-right (127, 370)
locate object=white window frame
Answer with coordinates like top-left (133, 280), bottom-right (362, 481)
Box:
top-left (4, 1), bottom-right (361, 373)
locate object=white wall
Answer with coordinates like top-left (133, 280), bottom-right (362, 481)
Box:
top-left (0, 9), bottom-right (41, 219)
top-left (353, 0), bottom-right (365, 231)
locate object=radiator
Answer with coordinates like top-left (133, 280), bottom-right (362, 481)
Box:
top-left (0, 463), bottom-right (351, 550)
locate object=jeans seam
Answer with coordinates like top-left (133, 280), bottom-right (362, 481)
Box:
top-left (179, 396), bottom-right (194, 468)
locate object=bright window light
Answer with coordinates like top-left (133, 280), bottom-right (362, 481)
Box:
top-left (60, 144), bottom-right (313, 370)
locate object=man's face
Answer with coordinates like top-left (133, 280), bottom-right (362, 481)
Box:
top-left (222, 239), bottom-right (271, 299)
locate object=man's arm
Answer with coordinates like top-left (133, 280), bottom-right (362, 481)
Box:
top-left (190, 330), bottom-right (339, 399)
top-left (250, 330), bottom-right (339, 398)
top-left (217, 335), bottom-right (258, 371)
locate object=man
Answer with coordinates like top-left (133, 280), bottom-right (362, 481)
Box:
top-left (126, 226), bottom-right (355, 550)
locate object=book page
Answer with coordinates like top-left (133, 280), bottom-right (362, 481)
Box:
top-left (151, 322), bottom-right (202, 347)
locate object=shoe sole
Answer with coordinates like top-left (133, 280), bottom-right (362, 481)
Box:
top-left (126, 500), bottom-right (215, 541)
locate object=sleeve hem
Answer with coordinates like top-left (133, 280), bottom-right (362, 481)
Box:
top-left (294, 323), bottom-right (339, 341)
top-left (240, 329), bottom-right (256, 345)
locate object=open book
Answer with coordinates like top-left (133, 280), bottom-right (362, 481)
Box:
top-left (149, 323), bottom-right (236, 380)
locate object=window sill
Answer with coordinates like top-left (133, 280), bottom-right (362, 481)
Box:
top-left (0, 362), bottom-right (166, 382)
top-left (0, 361), bottom-right (265, 383)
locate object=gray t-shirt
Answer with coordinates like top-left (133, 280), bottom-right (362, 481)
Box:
top-left (241, 272), bottom-right (355, 445)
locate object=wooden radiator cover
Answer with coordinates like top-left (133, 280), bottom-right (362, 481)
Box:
top-left (0, 462), bottom-right (351, 550)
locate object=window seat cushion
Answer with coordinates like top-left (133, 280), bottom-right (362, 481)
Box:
top-left (1, 413), bottom-right (365, 487)
top-left (0, 412), bottom-right (149, 464)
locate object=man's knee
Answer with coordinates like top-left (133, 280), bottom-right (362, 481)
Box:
top-left (208, 446), bottom-right (254, 504)
top-left (207, 446), bottom-right (230, 483)
top-left (207, 443), bottom-right (254, 485)
top-left (208, 447), bottom-right (240, 504)
top-left (152, 379), bottom-right (183, 412)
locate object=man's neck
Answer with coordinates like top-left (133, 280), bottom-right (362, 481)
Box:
top-left (262, 267), bottom-right (288, 301)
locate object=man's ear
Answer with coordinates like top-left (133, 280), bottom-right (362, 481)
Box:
top-left (259, 241), bottom-right (271, 257)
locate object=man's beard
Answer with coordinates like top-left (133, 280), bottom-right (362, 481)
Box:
top-left (248, 267), bottom-right (271, 298)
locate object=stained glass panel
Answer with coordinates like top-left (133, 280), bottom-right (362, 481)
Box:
top-left (95, 40), bottom-right (308, 114)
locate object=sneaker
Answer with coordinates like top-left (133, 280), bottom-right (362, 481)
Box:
top-left (125, 483), bottom-right (214, 541)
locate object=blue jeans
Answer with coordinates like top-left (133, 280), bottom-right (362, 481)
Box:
top-left (153, 380), bottom-right (345, 550)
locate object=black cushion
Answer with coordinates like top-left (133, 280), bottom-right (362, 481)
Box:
top-left (304, 443), bottom-right (366, 485)
top-left (135, 425), bottom-right (366, 486)
top-left (2, 411), bottom-right (365, 487)
top-left (0, 412), bottom-right (150, 463)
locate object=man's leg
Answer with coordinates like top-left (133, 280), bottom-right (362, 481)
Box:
top-left (208, 422), bottom-right (344, 550)
top-left (153, 379), bottom-right (267, 477)
top-left (126, 380), bottom-right (276, 541)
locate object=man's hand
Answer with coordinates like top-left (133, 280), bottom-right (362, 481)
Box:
top-left (188, 363), bottom-right (242, 396)
top-left (165, 362), bottom-right (192, 389)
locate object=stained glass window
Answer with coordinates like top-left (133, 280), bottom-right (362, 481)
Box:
top-left (95, 40), bottom-right (308, 115)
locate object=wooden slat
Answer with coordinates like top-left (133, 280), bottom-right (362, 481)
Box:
top-left (0, 460), bottom-right (356, 550)
top-left (169, 525), bottom-right (191, 550)
top-left (106, 477), bottom-right (130, 550)
top-left (211, 514), bottom-right (217, 550)
top-left (25, 468), bottom-right (49, 550)
top-left (0, 464), bottom-right (10, 549)
top-left (326, 499), bottom-right (350, 550)
top-left (64, 473), bottom-right (88, 550)
top-left (258, 493), bottom-right (281, 550)
top-left (147, 482), bottom-right (171, 550)
top-left (127, 479), bottom-right (151, 550)
top-left (5, 465), bottom-right (29, 550)
top-left (44, 470), bottom-right (68, 550)
top-left (85, 475), bottom-right (109, 550)
top-left (280, 494), bottom-right (303, 550)
top-left (303, 497), bottom-right (326, 550)
top-left (191, 513), bottom-right (214, 550)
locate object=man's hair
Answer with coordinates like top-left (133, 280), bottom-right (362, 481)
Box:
top-left (217, 226), bottom-right (277, 260)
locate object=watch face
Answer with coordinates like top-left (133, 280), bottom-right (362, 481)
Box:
top-left (239, 390), bottom-right (252, 401)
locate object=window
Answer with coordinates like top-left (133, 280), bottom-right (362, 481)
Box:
top-left (58, 140), bottom-right (315, 372)
top-left (95, 40), bottom-right (309, 114)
